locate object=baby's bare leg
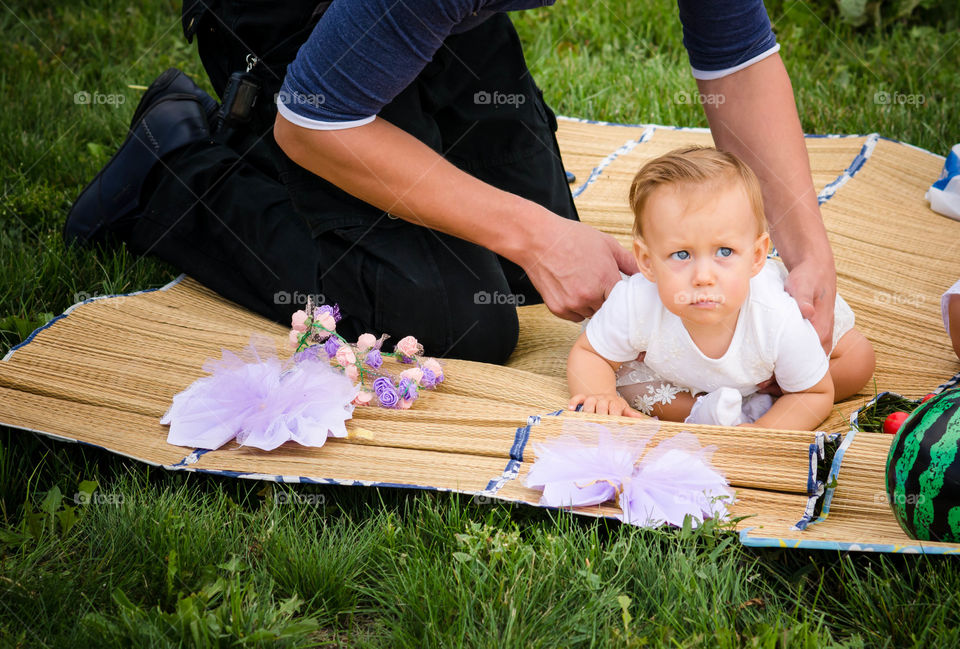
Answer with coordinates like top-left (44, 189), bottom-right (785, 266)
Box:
top-left (829, 329), bottom-right (876, 401)
top-left (650, 391), bottom-right (699, 421)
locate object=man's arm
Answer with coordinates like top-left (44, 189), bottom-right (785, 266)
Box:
top-left (697, 53), bottom-right (837, 351)
top-left (274, 0), bottom-right (637, 321)
top-left (273, 114), bottom-right (638, 321)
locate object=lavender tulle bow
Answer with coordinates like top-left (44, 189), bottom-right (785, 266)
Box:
top-left (161, 336), bottom-right (358, 451)
top-left (525, 425), bottom-right (733, 528)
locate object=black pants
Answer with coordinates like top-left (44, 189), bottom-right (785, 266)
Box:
top-left (127, 2), bottom-right (578, 364)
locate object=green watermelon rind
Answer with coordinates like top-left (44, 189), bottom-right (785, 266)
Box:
top-left (884, 388), bottom-right (960, 541)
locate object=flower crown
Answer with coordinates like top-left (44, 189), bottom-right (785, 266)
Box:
top-left (289, 298), bottom-right (444, 409)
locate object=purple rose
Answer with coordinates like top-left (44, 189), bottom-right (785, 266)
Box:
top-left (398, 377), bottom-right (419, 401)
top-left (294, 345), bottom-right (322, 363)
top-left (315, 304), bottom-right (342, 323)
top-left (373, 376), bottom-right (400, 409)
top-left (324, 337), bottom-right (341, 358)
top-left (419, 367), bottom-right (436, 388)
top-left (365, 349), bottom-right (382, 369)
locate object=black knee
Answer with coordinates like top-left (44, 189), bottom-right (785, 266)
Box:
top-left (337, 287), bottom-right (520, 366)
top-left (442, 297), bottom-right (520, 364)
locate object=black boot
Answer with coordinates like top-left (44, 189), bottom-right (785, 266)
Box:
top-left (63, 95), bottom-right (211, 248)
top-left (129, 67), bottom-right (219, 128)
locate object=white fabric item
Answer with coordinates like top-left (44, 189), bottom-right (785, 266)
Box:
top-left (684, 387), bottom-right (744, 426)
top-left (926, 175), bottom-right (960, 220)
top-left (586, 258), bottom-right (856, 397)
top-left (740, 392), bottom-right (775, 423)
top-left (690, 44), bottom-right (781, 80)
top-left (941, 278), bottom-right (960, 336)
top-left (925, 143), bottom-right (960, 220)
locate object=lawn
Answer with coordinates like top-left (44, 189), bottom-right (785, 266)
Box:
top-left (2, 1), bottom-right (960, 646)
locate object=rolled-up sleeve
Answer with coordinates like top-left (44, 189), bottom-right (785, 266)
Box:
top-left (278, 0), bottom-right (472, 129)
top-left (676, 0), bottom-right (780, 80)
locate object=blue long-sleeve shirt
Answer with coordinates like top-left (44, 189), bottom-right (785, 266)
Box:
top-left (278, 0), bottom-right (779, 129)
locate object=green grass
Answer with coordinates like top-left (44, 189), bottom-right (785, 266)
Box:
top-left (2, 1), bottom-right (960, 646)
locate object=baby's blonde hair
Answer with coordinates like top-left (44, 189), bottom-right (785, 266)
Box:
top-left (629, 146), bottom-right (766, 239)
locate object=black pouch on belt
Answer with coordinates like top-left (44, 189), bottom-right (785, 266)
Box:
top-left (216, 70), bottom-right (261, 131)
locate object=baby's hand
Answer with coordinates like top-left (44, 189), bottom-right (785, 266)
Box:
top-left (568, 393), bottom-right (647, 418)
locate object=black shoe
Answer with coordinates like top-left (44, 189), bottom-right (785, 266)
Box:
top-left (130, 68), bottom-right (219, 129)
top-left (63, 95), bottom-right (210, 248)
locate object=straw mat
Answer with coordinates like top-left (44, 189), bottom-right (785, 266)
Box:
top-left (2, 120), bottom-right (959, 554)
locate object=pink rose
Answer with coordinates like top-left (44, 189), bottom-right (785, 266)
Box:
top-left (395, 335), bottom-right (420, 358)
top-left (290, 309), bottom-right (309, 332)
top-left (356, 333), bottom-right (377, 353)
top-left (398, 398), bottom-right (414, 409)
top-left (422, 358), bottom-right (443, 379)
top-left (345, 364), bottom-right (359, 382)
top-left (289, 329), bottom-right (302, 348)
top-left (400, 367), bottom-right (424, 385)
top-left (335, 346), bottom-right (356, 367)
top-left (352, 390), bottom-right (373, 406)
top-left (315, 313), bottom-right (337, 334)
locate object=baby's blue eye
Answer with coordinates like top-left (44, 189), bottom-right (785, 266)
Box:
top-left (716, 247), bottom-right (733, 258)
top-left (670, 250), bottom-right (690, 261)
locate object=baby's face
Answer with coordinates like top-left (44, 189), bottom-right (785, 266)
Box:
top-left (633, 180), bottom-right (768, 331)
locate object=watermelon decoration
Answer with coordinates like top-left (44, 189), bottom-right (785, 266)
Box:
top-left (885, 387), bottom-right (960, 542)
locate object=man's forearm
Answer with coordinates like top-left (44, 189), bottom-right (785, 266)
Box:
top-left (273, 112), bottom-right (552, 267)
top-left (697, 54), bottom-right (832, 270)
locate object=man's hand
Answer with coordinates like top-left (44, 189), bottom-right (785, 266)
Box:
top-left (518, 218), bottom-right (639, 322)
top-left (569, 392), bottom-right (647, 418)
top-left (783, 255), bottom-right (837, 353)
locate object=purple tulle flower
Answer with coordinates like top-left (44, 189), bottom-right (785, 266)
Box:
top-left (398, 377), bottom-right (419, 401)
top-left (419, 367), bottom-right (437, 388)
top-left (324, 337), bottom-right (341, 358)
top-left (373, 376), bottom-right (399, 408)
top-left (525, 425), bottom-right (732, 529)
top-left (365, 349), bottom-right (382, 369)
top-left (315, 304), bottom-right (341, 323)
top-left (161, 337), bottom-right (356, 452)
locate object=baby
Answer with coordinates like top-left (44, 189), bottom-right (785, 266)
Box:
top-left (567, 146), bottom-right (875, 430)
top-left (942, 286), bottom-right (960, 360)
